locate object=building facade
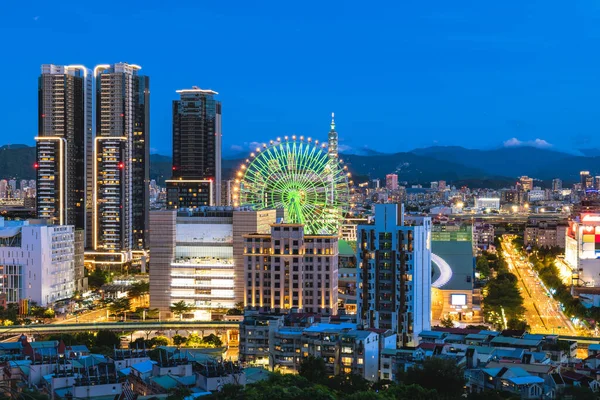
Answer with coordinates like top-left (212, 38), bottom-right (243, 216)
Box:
top-left (150, 208), bottom-right (276, 317)
top-left (519, 176), bottom-right (533, 192)
top-left (244, 224), bottom-right (339, 315)
top-left (88, 63), bottom-right (149, 269)
top-left (472, 220), bottom-right (495, 251)
top-left (239, 315), bottom-right (384, 381)
top-left (357, 204), bottom-right (432, 346)
top-left (167, 87), bottom-right (222, 209)
top-left (552, 179), bottom-right (563, 192)
top-left (474, 198), bottom-right (500, 211)
top-left (565, 212), bottom-right (600, 287)
top-left (36, 64), bottom-right (92, 244)
top-left (386, 174), bottom-right (399, 191)
top-left (338, 240), bottom-right (358, 314)
top-left (0, 218), bottom-right (74, 305)
top-left (524, 218), bottom-right (568, 249)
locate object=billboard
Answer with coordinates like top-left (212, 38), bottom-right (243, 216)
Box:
top-left (451, 294), bottom-right (467, 306)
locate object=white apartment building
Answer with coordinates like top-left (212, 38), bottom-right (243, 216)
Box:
top-left (0, 218), bottom-right (74, 305)
top-left (474, 198), bottom-right (500, 211)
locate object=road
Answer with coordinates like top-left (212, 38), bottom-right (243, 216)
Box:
top-left (54, 308), bottom-right (109, 324)
top-left (501, 236), bottom-right (576, 335)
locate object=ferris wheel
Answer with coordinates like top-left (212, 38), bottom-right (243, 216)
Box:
top-left (235, 136), bottom-right (350, 235)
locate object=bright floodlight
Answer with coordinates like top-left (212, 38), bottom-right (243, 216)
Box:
top-left (236, 138), bottom-right (349, 234)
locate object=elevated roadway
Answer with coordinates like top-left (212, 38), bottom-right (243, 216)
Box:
top-left (0, 320), bottom-right (240, 335)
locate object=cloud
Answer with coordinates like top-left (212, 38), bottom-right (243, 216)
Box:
top-left (229, 141), bottom-right (265, 154)
top-left (503, 137), bottom-right (552, 148)
top-left (338, 144), bottom-right (354, 153)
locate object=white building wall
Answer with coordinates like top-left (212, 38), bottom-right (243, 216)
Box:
top-left (0, 223), bottom-right (74, 306)
top-left (412, 223), bottom-right (432, 346)
top-left (362, 333), bottom-right (379, 381)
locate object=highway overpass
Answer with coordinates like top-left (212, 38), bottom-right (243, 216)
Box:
top-left (0, 320), bottom-right (240, 335)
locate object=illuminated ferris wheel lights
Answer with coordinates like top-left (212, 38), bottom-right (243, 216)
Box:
top-left (307, 137), bottom-right (312, 142)
top-left (236, 137), bottom-right (349, 235)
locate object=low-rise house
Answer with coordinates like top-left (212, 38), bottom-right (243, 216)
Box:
top-left (500, 376), bottom-right (545, 399)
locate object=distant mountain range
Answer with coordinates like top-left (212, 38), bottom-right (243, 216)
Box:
top-left (2, 144), bottom-right (600, 188)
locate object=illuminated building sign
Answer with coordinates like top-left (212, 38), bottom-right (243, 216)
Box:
top-left (582, 214), bottom-right (600, 223)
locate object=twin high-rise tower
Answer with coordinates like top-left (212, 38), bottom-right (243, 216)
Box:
top-left (36, 63), bottom-right (150, 269)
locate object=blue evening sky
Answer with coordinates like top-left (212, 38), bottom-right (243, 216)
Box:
top-left (1, 1), bottom-right (600, 156)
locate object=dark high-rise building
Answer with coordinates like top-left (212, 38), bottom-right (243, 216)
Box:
top-left (552, 178), bottom-right (562, 192)
top-left (36, 65), bottom-right (92, 239)
top-left (167, 87), bottom-right (222, 209)
top-left (87, 63), bottom-right (149, 269)
top-left (581, 171), bottom-right (593, 192)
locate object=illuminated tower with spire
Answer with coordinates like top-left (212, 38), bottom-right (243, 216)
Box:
top-left (328, 112), bottom-right (338, 160)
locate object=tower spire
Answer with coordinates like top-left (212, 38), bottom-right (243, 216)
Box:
top-left (328, 112), bottom-right (338, 160)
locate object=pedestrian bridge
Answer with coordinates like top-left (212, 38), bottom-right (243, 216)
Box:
top-left (0, 320), bottom-right (240, 335)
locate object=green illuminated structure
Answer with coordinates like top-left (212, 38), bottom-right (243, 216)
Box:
top-left (236, 137), bottom-right (350, 235)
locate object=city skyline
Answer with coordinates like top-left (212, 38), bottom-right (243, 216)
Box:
top-left (3, 2), bottom-right (600, 155)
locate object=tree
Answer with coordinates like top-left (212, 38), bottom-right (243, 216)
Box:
top-left (467, 390), bottom-right (521, 400)
top-left (227, 301), bottom-right (245, 315)
top-left (88, 268), bottom-right (109, 290)
top-left (170, 301), bottom-right (192, 320)
top-left (186, 333), bottom-right (204, 347)
top-left (403, 357), bottom-right (465, 399)
top-left (45, 333), bottom-right (77, 345)
top-left (327, 373), bottom-right (370, 395)
top-left (483, 272), bottom-right (525, 329)
top-left (166, 386), bottom-right (192, 400)
top-left (173, 334), bottom-right (186, 348)
top-left (128, 281), bottom-right (150, 299)
top-left (558, 385), bottom-right (596, 400)
top-left (476, 256), bottom-right (491, 279)
top-left (298, 356), bottom-right (327, 385)
top-left (507, 318), bottom-right (529, 331)
top-left (109, 297), bottom-right (131, 320)
top-left (440, 315), bottom-right (454, 328)
top-left (150, 336), bottom-right (170, 347)
top-left (202, 333), bottom-right (223, 347)
top-left (384, 384), bottom-right (439, 400)
top-left (96, 330), bottom-right (120, 348)
top-left (74, 332), bottom-right (96, 349)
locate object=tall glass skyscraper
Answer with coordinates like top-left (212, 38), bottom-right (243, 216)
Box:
top-left (88, 63), bottom-right (149, 269)
top-left (36, 64), bottom-right (92, 243)
top-left (167, 87), bottom-right (222, 209)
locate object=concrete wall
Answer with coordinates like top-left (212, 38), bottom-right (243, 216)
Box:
top-left (149, 211), bottom-right (176, 316)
